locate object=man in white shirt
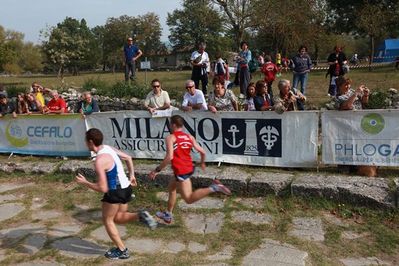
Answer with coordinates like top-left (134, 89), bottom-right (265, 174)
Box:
top-left (190, 43), bottom-right (210, 96)
top-left (181, 80), bottom-right (208, 111)
top-left (144, 79), bottom-right (172, 113)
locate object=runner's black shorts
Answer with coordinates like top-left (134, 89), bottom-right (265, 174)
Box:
top-left (102, 185), bottom-right (132, 204)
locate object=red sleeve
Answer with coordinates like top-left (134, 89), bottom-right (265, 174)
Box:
top-left (59, 99), bottom-right (67, 112)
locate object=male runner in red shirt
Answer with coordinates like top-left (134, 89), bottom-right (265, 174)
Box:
top-left (148, 115), bottom-right (231, 223)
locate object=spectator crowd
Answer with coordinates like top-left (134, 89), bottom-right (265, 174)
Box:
top-left (0, 40), bottom-right (379, 177)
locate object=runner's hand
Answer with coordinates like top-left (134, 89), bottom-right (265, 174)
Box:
top-left (130, 176), bottom-right (137, 187)
top-left (75, 173), bottom-right (88, 184)
top-left (148, 171), bottom-right (157, 180)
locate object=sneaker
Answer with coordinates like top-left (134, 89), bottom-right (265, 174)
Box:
top-left (104, 247), bottom-right (130, 259)
top-left (139, 210), bottom-right (158, 230)
top-left (210, 179), bottom-right (232, 195)
top-left (156, 211), bottom-right (173, 224)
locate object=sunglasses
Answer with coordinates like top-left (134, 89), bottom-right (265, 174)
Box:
top-left (186, 86), bottom-right (194, 89)
top-left (152, 85), bottom-right (160, 88)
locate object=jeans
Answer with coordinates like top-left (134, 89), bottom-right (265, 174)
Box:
top-left (292, 72), bottom-right (308, 95)
top-left (240, 68), bottom-right (251, 95)
top-left (125, 61), bottom-right (136, 81)
top-left (192, 74), bottom-right (208, 95)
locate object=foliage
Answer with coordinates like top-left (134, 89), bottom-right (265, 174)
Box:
top-left (367, 91), bottom-right (389, 109)
top-left (82, 78), bottom-right (109, 92)
top-left (0, 26), bottom-right (43, 74)
top-left (42, 17), bottom-right (95, 77)
top-left (101, 13), bottom-right (163, 71)
top-left (167, 0), bottom-right (229, 56)
top-left (5, 85), bottom-right (28, 98)
top-left (213, 0), bottom-right (257, 50)
top-left (83, 78), bottom-right (149, 99)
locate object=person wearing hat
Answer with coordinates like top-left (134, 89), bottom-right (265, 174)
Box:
top-left (123, 37), bottom-right (143, 82)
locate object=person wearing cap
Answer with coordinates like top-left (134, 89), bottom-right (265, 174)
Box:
top-left (123, 37), bottom-right (143, 82)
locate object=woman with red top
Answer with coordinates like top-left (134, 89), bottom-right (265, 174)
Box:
top-left (148, 115), bottom-right (231, 224)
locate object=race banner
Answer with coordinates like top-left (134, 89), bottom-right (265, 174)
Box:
top-left (86, 110), bottom-right (318, 167)
top-left (0, 114), bottom-right (89, 157)
top-left (322, 110), bottom-right (399, 166)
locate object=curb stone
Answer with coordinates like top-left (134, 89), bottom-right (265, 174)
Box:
top-left (218, 167), bottom-right (250, 195)
top-left (1, 159), bottom-right (398, 209)
top-left (394, 178), bottom-right (399, 208)
top-left (291, 174), bottom-right (396, 209)
top-left (248, 172), bottom-right (294, 196)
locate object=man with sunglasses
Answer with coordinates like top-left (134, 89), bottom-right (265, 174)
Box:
top-left (181, 80), bottom-right (208, 111)
top-left (144, 79), bottom-right (172, 114)
top-left (123, 37), bottom-right (143, 82)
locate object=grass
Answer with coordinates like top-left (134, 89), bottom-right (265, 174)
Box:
top-left (1, 171), bottom-right (398, 265)
top-left (1, 66), bottom-right (398, 108)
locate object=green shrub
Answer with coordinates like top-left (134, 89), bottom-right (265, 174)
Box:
top-left (367, 91), bottom-right (389, 109)
top-left (6, 86), bottom-right (28, 98)
top-left (82, 78), bottom-right (110, 93)
top-left (109, 81), bottom-right (149, 99)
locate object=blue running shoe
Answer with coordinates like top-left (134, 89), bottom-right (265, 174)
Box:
top-left (104, 247), bottom-right (130, 259)
top-left (139, 210), bottom-right (158, 230)
top-left (156, 211), bottom-right (173, 224)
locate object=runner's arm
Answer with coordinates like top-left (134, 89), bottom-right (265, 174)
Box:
top-left (149, 135), bottom-right (174, 179)
top-left (112, 147), bottom-right (136, 185)
top-left (190, 135), bottom-right (206, 170)
top-left (76, 155), bottom-right (108, 193)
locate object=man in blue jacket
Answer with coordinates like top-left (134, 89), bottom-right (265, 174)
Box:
top-left (290, 45), bottom-right (312, 95)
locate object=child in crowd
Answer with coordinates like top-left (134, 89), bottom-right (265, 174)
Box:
top-left (260, 55), bottom-right (279, 98)
top-left (244, 82), bottom-right (256, 111)
top-left (214, 53), bottom-right (228, 82)
top-left (16, 93), bottom-right (29, 114)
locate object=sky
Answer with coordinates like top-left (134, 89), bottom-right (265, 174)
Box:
top-left (0, 0), bottom-right (182, 44)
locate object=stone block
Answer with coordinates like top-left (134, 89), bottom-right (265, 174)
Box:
top-left (248, 171), bottom-right (294, 196)
top-left (58, 160), bottom-right (94, 174)
top-left (291, 174), bottom-right (395, 209)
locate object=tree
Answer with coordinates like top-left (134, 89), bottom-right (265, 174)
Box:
top-left (252, 0), bottom-right (327, 59)
top-left (356, 3), bottom-right (391, 68)
top-left (0, 26), bottom-right (25, 73)
top-left (19, 43), bottom-right (44, 73)
top-left (42, 17), bottom-right (93, 77)
top-left (167, 0), bottom-right (228, 56)
top-left (102, 13), bottom-right (163, 71)
top-left (213, 0), bottom-right (257, 50)
top-left (325, 0), bottom-right (399, 35)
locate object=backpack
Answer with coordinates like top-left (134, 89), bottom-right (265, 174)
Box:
top-left (216, 62), bottom-right (225, 75)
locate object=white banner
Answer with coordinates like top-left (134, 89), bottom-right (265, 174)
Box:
top-left (86, 110), bottom-right (318, 167)
top-left (0, 114), bottom-right (89, 157)
top-left (322, 110), bottom-right (399, 166)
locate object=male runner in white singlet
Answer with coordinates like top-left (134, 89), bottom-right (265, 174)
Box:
top-left (76, 128), bottom-right (157, 260)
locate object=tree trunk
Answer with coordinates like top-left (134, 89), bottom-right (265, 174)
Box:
top-left (369, 34), bottom-right (374, 72)
top-left (58, 65), bottom-right (64, 79)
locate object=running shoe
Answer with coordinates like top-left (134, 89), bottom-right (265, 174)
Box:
top-left (139, 210), bottom-right (158, 230)
top-left (156, 211), bottom-right (173, 224)
top-left (104, 247), bottom-right (130, 259)
top-left (211, 179), bottom-right (232, 195)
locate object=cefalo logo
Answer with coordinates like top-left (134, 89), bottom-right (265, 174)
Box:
top-left (361, 113), bottom-right (385, 135)
top-left (5, 122), bottom-right (29, 147)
